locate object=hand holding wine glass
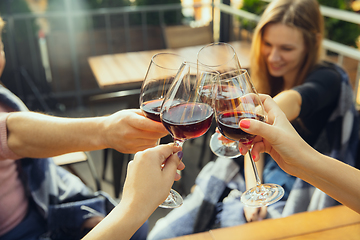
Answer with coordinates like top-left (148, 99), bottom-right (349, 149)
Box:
top-left (213, 69), bottom-right (284, 207)
top-left (139, 52), bottom-right (185, 208)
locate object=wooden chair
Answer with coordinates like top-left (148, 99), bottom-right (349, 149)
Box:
top-left (53, 151), bottom-right (102, 191)
top-left (163, 24), bottom-right (213, 49)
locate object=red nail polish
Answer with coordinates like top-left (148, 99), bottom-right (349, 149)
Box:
top-left (240, 119), bottom-right (250, 129)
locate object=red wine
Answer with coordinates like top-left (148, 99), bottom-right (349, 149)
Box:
top-left (141, 98), bottom-right (163, 122)
top-left (162, 102), bottom-right (213, 140)
top-left (218, 111), bottom-right (265, 143)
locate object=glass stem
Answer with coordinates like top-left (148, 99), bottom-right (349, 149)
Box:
top-left (248, 150), bottom-right (262, 186)
top-left (174, 139), bottom-right (184, 147)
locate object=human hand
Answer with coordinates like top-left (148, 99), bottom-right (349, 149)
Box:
top-left (122, 143), bottom-right (184, 208)
top-left (237, 94), bottom-right (314, 177)
top-left (215, 128), bottom-right (234, 144)
top-left (244, 206), bottom-right (267, 222)
top-left (102, 109), bottom-right (169, 153)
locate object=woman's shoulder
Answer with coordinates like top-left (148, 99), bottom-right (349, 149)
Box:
top-left (306, 61), bottom-right (342, 83)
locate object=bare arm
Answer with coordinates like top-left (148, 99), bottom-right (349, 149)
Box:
top-left (6, 109), bottom-right (168, 158)
top-left (82, 144), bottom-right (183, 240)
top-left (239, 94), bottom-right (360, 214)
top-left (273, 89), bottom-right (302, 122)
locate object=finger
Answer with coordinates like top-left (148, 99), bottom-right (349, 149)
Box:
top-left (177, 161), bottom-right (185, 171)
top-left (239, 119), bottom-right (278, 144)
top-left (162, 151), bottom-right (181, 177)
top-left (149, 143), bottom-right (179, 166)
top-left (131, 109), bottom-right (168, 133)
top-left (250, 142), bottom-right (265, 161)
top-left (174, 171), bottom-right (182, 181)
top-left (238, 144), bottom-right (250, 155)
top-left (126, 127), bottom-right (168, 140)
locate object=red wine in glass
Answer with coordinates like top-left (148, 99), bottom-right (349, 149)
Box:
top-left (212, 68), bottom-right (284, 207)
top-left (140, 98), bottom-right (163, 122)
top-left (139, 53), bottom-right (185, 209)
top-left (217, 111), bottom-right (265, 144)
top-left (161, 102), bottom-right (214, 141)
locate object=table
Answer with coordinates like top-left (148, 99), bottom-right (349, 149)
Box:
top-left (88, 41), bottom-right (252, 89)
top-left (169, 205), bottom-right (360, 240)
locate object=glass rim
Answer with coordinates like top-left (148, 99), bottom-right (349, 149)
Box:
top-left (151, 52), bottom-right (185, 71)
top-left (182, 61), bottom-right (220, 75)
top-left (197, 42), bottom-right (238, 68)
top-left (219, 68), bottom-right (248, 79)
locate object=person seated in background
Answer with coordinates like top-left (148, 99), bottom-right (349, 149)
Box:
top-left (0, 16), bottom-right (174, 240)
top-left (238, 94), bottom-right (360, 215)
top-left (148, 0), bottom-right (358, 239)
top-left (243, 0), bottom-right (358, 222)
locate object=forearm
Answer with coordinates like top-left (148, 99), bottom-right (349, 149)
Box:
top-left (273, 90), bottom-right (302, 122)
top-left (295, 150), bottom-right (360, 213)
top-left (6, 112), bottom-right (108, 158)
top-left (82, 198), bottom-right (155, 240)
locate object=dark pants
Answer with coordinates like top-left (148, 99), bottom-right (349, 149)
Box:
top-left (0, 199), bottom-right (148, 240)
top-left (0, 200), bottom-right (47, 240)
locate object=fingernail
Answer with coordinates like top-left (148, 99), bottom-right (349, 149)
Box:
top-left (177, 151), bottom-right (183, 159)
top-left (239, 147), bottom-right (243, 153)
top-left (240, 120), bottom-right (250, 129)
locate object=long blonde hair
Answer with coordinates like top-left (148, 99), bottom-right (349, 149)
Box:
top-left (250, 0), bottom-right (324, 96)
top-left (0, 17), bottom-right (4, 34)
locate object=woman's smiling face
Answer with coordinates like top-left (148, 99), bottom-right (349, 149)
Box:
top-left (261, 23), bottom-right (306, 86)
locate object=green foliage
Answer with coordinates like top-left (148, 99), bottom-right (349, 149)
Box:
top-left (241, 0), bottom-right (268, 14)
top-left (317, 0), bottom-right (348, 9)
top-left (239, 0), bottom-right (268, 30)
top-left (317, 0), bottom-right (360, 47)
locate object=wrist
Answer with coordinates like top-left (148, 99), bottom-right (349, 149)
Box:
top-left (291, 144), bottom-right (322, 179)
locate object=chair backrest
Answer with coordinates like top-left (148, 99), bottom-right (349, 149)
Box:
top-left (164, 25), bottom-right (213, 49)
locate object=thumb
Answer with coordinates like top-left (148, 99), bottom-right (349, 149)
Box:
top-left (240, 119), bottom-right (277, 144)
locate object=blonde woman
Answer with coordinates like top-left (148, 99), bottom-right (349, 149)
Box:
top-left (244, 0), bottom-right (358, 222)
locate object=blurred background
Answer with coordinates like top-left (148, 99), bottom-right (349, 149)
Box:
top-left (1, 0), bottom-right (360, 113)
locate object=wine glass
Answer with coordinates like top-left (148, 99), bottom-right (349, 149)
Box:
top-left (139, 52), bottom-right (185, 208)
top-left (197, 42), bottom-right (242, 158)
top-left (160, 61), bottom-right (218, 148)
top-left (213, 69), bottom-right (284, 207)
top-left (140, 53), bottom-right (185, 123)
